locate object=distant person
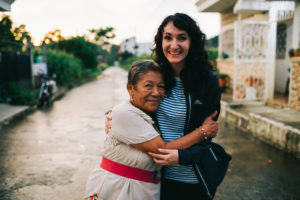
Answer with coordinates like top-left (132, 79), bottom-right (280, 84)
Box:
top-left (83, 60), bottom-right (217, 200)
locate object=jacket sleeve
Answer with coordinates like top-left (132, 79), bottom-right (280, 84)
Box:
top-left (178, 143), bottom-right (206, 164)
top-left (207, 72), bottom-right (221, 121)
top-left (179, 73), bottom-right (221, 165)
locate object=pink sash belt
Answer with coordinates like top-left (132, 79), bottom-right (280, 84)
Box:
top-left (100, 157), bottom-right (160, 184)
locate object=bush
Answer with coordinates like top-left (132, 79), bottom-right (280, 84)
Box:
top-left (49, 37), bottom-right (99, 69)
top-left (100, 62), bottom-right (110, 70)
top-left (119, 53), bottom-right (152, 70)
top-left (0, 82), bottom-right (39, 105)
top-left (81, 68), bottom-right (101, 81)
top-left (47, 50), bottom-right (83, 87)
top-left (206, 48), bottom-right (218, 60)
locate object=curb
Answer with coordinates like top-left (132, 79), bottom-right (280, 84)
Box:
top-left (220, 100), bottom-right (300, 158)
top-left (0, 106), bottom-right (34, 130)
top-left (0, 86), bottom-right (68, 130)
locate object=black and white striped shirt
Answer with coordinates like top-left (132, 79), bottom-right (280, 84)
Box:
top-left (156, 77), bottom-right (198, 183)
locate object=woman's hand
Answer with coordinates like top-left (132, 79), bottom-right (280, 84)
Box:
top-left (105, 110), bottom-right (112, 134)
top-left (201, 110), bottom-right (219, 138)
top-left (148, 149), bottom-right (179, 165)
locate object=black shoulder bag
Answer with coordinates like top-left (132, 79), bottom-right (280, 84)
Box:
top-left (192, 141), bottom-right (232, 200)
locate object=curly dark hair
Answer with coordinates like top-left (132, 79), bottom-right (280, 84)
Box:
top-left (153, 13), bottom-right (211, 92)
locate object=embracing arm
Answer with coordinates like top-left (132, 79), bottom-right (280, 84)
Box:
top-left (133, 111), bottom-right (218, 153)
top-left (148, 111), bottom-right (219, 165)
top-left (132, 127), bottom-right (202, 154)
top-left (150, 73), bottom-right (221, 165)
top-left (178, 74), bottom-right (221, 165)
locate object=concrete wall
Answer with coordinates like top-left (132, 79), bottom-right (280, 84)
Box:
top-left (248, 113), bottom-right (300, 158)
top-left (220, 101), bottom-right (300, 158)
top-left (289, 57), bottom-right (300, 110)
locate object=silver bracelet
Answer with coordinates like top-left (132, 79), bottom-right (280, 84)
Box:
top-left (200, 126), bottom-right (207, 140)
top-left (196, 127), bottom-right (205, 141)
top-left (203, 131), bottom-right (208, 140)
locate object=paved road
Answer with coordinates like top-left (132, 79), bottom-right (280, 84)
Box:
top-left (214, 121), bottom-right (300, 200)
top-left (0, 67), bottom-right (299, 200)
top-left (0, 67), bottom-right (128, 200)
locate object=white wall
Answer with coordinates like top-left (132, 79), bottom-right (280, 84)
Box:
top-left (120, 37), bottom-right (152, 56)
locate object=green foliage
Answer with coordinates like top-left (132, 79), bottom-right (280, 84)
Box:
top-left (206, 35), bottom-right (218, 48)
top-left (47, 49), bottom-right (83, 87)
top-left (81, 67), bottom-right (101, 81)
top-left (218, 73), bottom-right (229, 79)
top-left (41, 29), bottom-right (65, 45)
top-left (119, 51), bottom-right (134, 61)
top-left (0, 14), bottom-right (29, 52)
top-left (107, 44), bottom-right (120, 65)
top-left (119, 53), bottom-right (152, 70)
top-left (0, 15), bottom-right (14, 41)
top-left (48, 37), bottom-right (99, 69)
top-left (206, 48), bottom-right (218, 60)
top-left (0, 82), bottom-right (39, 105)
top-left (46, 49), bottom-right (101, 87)
top-left (89, 27), bottom-right (115, 43)
top-left (100, 62), bottom-right (110, 70)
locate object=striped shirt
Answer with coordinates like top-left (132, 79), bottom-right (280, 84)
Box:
top-left (156, 77), bottom-right (198, 183)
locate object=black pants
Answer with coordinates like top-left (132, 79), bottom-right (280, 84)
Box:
top-left (160, 178), bottom-right (214, 200)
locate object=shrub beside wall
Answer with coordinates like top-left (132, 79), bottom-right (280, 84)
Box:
top-left (119, 54), bottom-right (152, 70)
top-left (47, 50), bottom-right (83, 87)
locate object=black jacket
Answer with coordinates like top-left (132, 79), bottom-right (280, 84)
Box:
top-left (179, 71), bottom-right (221, 164)
top-left (154, 71), bottom-right (223, 199)
top-left (180, 71), bottom-right (222, 199)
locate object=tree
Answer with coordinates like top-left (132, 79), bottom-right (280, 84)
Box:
top-left (88, 27), bottom-right (115, 45)
top-left (107, 44), bottom-right (120, 65)
top-left (119, 51), bottom-right (134, 61)
top-left (0, 14), bottom-right (30, 52)
top-left (206, 35), bottom-right (219, 48)
top-left (85, 26), bottom-right (118, 66)
top-left (41, 29), bottom-right (65, 45)
top-left (49, 36), bottom-right (99, 69)
top-left (0, 15), bottom-right (15, 42)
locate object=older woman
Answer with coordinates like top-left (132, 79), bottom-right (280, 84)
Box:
top-left (83, 60), bottom-right (216, 200)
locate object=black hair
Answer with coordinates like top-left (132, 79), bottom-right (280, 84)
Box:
top-left (153, 13), bottom-right (211, 92)
top-left (128, 60), bottom-right (162, 87)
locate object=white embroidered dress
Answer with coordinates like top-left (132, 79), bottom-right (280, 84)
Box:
top-left (83, 101), bottom-right (162, 200)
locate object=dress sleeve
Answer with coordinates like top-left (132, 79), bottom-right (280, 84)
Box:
top-left (110, 104), bottom-right (160, 145)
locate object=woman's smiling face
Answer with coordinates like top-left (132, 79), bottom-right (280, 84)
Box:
top-left (127, 71), bottom-right (165, 114)
top-left (162, 21), bottom-right (191, 67)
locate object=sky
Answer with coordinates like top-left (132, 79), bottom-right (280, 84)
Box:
top-left (7, 0), bottom-right (220, 46)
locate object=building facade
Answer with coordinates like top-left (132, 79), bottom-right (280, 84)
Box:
top-left (119, 37), bottom-right (152, 56)
top-left (196, 0), bottom-right (300, 110)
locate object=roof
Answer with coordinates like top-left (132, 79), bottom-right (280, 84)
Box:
top-left (0, 0), bottom-right (15, 11)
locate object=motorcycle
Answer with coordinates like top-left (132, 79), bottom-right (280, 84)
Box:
top-left (37, 75), bottom-right (56, 108)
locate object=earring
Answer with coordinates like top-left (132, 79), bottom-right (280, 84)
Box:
top-left (130, 96), bottom-right (134, 103)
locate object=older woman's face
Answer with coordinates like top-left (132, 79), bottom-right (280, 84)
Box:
top-left (162, 21), bottom-right (191, 66)
top-left (127, 71), bottom-right (165, 113)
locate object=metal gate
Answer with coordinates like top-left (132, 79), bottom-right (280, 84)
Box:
top-left (233, 20), bottom-right (270, 100)
top-left (0, 52), bottom-right (32, 87)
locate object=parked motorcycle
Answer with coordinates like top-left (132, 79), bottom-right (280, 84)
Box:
top-left (37, 75), bottom-right (56, 108)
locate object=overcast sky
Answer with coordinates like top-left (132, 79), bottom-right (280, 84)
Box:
top-left (7, 0), bottom-right (220, 45)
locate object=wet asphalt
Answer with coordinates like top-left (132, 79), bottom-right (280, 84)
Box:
top-left (0, 67), bottom-right (299, 200)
